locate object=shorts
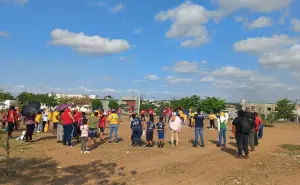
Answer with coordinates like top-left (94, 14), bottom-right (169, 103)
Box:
top-left (8, 122), bottom-right (14, 131)
top-left (88, 128), bottom-right (97, 138)
top-left (146, 131), bottom-right (154, 141)
top-left (53, 122), bottom-right (58, 129)
top-left (99, 127), bottom-right (104, 132)
top-left (158, 131), bottom-right (164, 139)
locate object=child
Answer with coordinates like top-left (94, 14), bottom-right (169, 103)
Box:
top-left (98, 112), bottom-right (107, 141)
top-left (80, 119), bottom-right (89, 154)
top-left (156, 117), bottom-right (165, 148)
top-left (145, 118), bottom-right (155, 147)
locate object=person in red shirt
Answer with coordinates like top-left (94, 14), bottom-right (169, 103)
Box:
top-left (73, 108), bottom-right (82, 143)
top-left (62, 107), bottom-right (75, 147)
top-left (254, 112), bottom-right (261, 146)
top-left (15, 107), bottom-right (21, 131)
top-left (163, 108), bottom-right (168, 122)
top-left (117, 108), bottom-right (122, 122)
top-left (141, 109), bottom-right (146, 121)
top-left (98, 112), bottom-right (107, 140)
top-left (7, 106), bottom-right (17, 137)
top-left (148, 108), bottom-right (154, 121)
top-left (168, 107), bottom-right (173, 123)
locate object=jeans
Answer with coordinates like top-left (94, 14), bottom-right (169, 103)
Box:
top-left (109, 124), bottom-right (118, 142)
top-left (81, 137), bottom-right (88, 152)
top-left (57, 124), bottom-right (63, 141)
top-left (194, 127), bottom-right (204, 146)
top-left (63, 124), bottom-right (73, 146)
top-left (132, 128), bottom-right (142, 145)
top-left (236, 134), bottom-right (249, 156)
top-left (118, 114), bottom-right (121, 121)
top-left (258, 125), bottom-right (264, 139)
top-left (25, 124), bottom-right (35, 141)
top-left (219, 128), bottom-right (226, 146)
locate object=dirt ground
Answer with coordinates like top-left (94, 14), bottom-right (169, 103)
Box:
top-left (1, 118), bottom-right (300, 185)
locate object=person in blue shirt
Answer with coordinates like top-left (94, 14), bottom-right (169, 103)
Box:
top-left (130, 113), bottom-right (143, 147)
top-left (156, 117), bottom-right (165, 148)
top-left (193, 110), bottom-right (205, 148)
top-left (145, 118), bottom-right (155, 147)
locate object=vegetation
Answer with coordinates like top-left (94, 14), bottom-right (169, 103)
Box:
top-left (0, 135), bottom-right (11, 176)
top-left (280, 144), bottom-right (300, 151)
top-left (0, 89), bottom-right (14, 102)
top-left (276, 98), bottom-right (295, 121)
top-left (108, 100), bottom-right (119, 110)
top-left (71, 96), bottom-right (91, 109)
top-left (91, 99), bottom-right (103, 110)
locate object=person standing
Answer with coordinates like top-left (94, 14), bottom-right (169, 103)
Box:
top-left (209, 112), bottom-right (216, 130)
top-left (217, 112), bottom-right (228, 148)
top-left (107, 109), bottom-right (120, 143)
top-left (169, 112), bottom-right (181, 147)
top-left (80, 119), bottom-right (89, 154)
top-left (98, 112), bottom-right (107, 141)
top-left (24, 114), bottom-right (36, 142)
top-left (42, 110), bottom-right (49, 133)
top-left (245, 108), bottom-right (256, 151)
top-left (73, 109), bottom-right (82, 142)
top-left (168, 107), bottom-right (172, 123)
top-left (193, 111), bottom-right (205, 148)
top-left (117, 108), bottom-right (122, 122)
top-left (163, 107), bottom-right (168, 122)
top-left (57, 111), bottom-right (64, 143)
top-left (88, 112), bottom-right (99, 148)
top-left (52, 109), bottom-right (60, 135)
top-left (148, 108), bottom-right (154, 121)
top-left (35, 111), bottom-right (42, 132)
top-left (62, 107), bottom-right (75, 147)
top-left (128, 107), bottom-right (133, 120)
top-left (254, 112), bottom-right (261, 146)
top-left (7, 106), bottom-right (17, 138)
top-left (145, 118), bottom-right (155, 147)
top-left (156, 116), bottom-right (165, 148)
top-left (232, 110), bottom-right (250, 159)
top-left (141, 109), bottom-right (146, 122)
top-left (130, 113), bottom-right (143, 147)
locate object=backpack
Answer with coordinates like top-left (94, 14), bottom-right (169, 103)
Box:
top-left (240, 118), bottom-right (250, 134)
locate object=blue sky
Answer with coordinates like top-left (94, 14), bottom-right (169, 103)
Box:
top-left (0, 0), bottom-right (300, 102)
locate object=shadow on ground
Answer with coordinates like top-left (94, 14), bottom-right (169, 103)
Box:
top-left (0, 157), bottom-right (135, 185)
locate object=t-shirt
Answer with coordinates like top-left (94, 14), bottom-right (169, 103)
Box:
top-left (108, 113), bottom-right (119, 124)
top-left (74, 112), bottom-right (82, 123)
top-left (99, 117), bottom-right (106, 128)
top-left (149, 109), bottom-right (154, 115)
top-left (146, 121), bottom-right (155, 132)
top-left (194, 114), bottom-right (204, 128)
top-left (80, 125), bottom-right (89, 137)
top-left (62, 108), bottom-right (73, 125)
top-left (169, 109), bottom-right (172, 116)
top-left (156, 122), bottom-right (165, 132)
top-left (89, 116), bottom-right (98, 129)
top-left (209, 114), bottom-right (216, 120)
top-left (130, 118), bottom-right (142, 129)
top-left (179, 110), bottom-right (184, 118)
top-left (232, 117), bottom-right (249, 134)
top-left (52, 111), bottom-right (60, 123)
top-left (35, 114), bottom-right (42, 123)
top-left (7, 110), bottom-right (16, 122)
top-left (163, 109), bottom-right (168, 115)
top-left (117, 109), bottom-right (121, 114)
top-left (141, 110), bottom-right (146, 115)
top-left (43, 113), bottom-right (48, 122)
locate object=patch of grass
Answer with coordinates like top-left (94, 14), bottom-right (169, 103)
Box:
top-left (280, 144), bottom-right (300, 151)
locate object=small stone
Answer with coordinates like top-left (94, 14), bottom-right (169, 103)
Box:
top-left (126, 151), bottom-right (130, 154)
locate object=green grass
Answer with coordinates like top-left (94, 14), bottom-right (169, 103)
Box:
top-left (280, 144), bottom-right (300, 151)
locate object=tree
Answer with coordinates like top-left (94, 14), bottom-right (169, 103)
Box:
top-left (0, 89), bottom-right (14, 102)
top-left (57, 96), bottom-right (73, 105)
top-left (200, 96), bottom-right (226, 113)
top-left (72, 96), bottom-right (91, 109)
top-left (16, 92), bottom-right (35, 106)
top-left (276, 98), bottom-right (295, 121)
top-left (108, 100), bottom-right (119, 110)
top-left (140, 103), bottom-right (155, 111)
top-left (91, 99), bottom-right (103, 110)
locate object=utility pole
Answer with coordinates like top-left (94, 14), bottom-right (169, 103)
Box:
top-left (296, 96), bottom-right (299, 123)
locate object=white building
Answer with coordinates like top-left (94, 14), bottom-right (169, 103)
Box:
top-left (0, 100), bottom-right (18, 110)
top-left (49, 93), bottom-right (98, 99)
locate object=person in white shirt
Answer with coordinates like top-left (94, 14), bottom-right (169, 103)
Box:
top-left (169, 112), bottom-right (182, 147)
top-left (80, 119), bottom-right (89, 154)
top-left (217, 112), bottom-right (228, 148)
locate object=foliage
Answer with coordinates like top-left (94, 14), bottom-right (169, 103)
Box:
top-left (108, 100), bottom-right (119, 110)
top-left (57, 96), bottom-right (73, 105)
top-left (16, 92), bottom-right (36, 106)
top-left (16, 92), bottom-right (58, 107)
top-left (266, 111), bottom-right (277, 124)
top-left (280, 144), bottom-right (300, 151)
top-left (0, 89), bottom-right (14, 102)
top-left (140, 103), bottom-right (155, 110)
top-left (71, 96), bottom-right (91, 108)
top-left (91, 99), bottom-right (103, 110)
top-left (200, 96), bottom-right (226, 114)
top-left (0, 135), bottom-right (11, 176)
top-left (276, 98), bottom-right (295, 121)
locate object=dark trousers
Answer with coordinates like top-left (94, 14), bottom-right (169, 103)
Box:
top-left (141, 115), bottom-right (145, 121)
top-left (254, 131), bottom-right (259, 146)
top-left (249, 129), bottom-right (255, 149)
top-left (132, 128), bottom-right (142, 146)
top-left (210, 119), bottom-right (215, 128)
top-left (25, 124), bottom-right (35, 141)
top-left (149, 114), bottom-right (154, 120)
top-left (63, 124), bottom-right (73, 146)
top-left (236, 134), bottom-right (249, 156)
top-left (73, 122), bottom-right (78, 139)
top-left (7, 122), bottom-right (14, 137)
top-left (258, 125), bottom-right (264, 139)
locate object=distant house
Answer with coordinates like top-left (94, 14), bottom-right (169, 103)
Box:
top-left (49, 93), bottom-right (98, 99)
top-left (0, 100), bottom-right (18, 110)
top-left (121, 97), bottom-right (137, 109)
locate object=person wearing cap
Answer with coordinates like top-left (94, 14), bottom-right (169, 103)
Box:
top-left (98, 112), bottom-right (107, 141)
top-left (107, 109), bottom-right (120, 143)
top-left (130, 113), bottom-right (143, 147)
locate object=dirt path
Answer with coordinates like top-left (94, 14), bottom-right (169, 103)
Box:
top-left (1, 120), bottom-right (300, 185)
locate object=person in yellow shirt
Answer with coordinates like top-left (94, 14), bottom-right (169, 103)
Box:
top-left (107, 109), bottom-right (119, 143)
top-left (35, 111), bottom-right (42, 132)
top-left (189, 110), bottom-right (195, 127)
top-left (209, 112), bottom-right (216, 130)
top-left (52, 110), bottom-right (60, 135)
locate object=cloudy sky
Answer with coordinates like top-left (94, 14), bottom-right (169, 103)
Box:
top-left (0, 0), bottom-right (300, 102)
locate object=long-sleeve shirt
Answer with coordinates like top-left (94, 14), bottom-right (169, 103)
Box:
top-left (169, 116), bottom-right (182, 131)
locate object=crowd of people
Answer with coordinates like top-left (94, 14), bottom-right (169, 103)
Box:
top-left (0, 105), bottom-right (264, 159)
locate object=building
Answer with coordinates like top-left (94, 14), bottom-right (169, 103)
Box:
top-left (49, 93), bottom-right (98, 99)
top-left (241, 99), bottom-right (277, 117)
top-left (0, 100), bottom-right (18, 110)
top-left (121, 96), bottom-right (137, 109)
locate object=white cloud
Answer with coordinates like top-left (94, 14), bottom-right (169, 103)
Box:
top-left (212, 80), bottom-right (233, 88)
top-left (111, 3), bottom-right (125, 13)
top-left (290, 18), bottom-right (300, 32)
top-left (173, 61), bottom-right (198, 72)
top-left (144, 74), bottom-right (160, 81)
top-left (101, 88), bottom-right (116, 92)
top-left (0, 0), bottom-right (28, 5)
top-left (162, 67), bottom-right (169, 71)
top-left (166, 76), bottom-right (192, 84)
top-left (259, 44), bottom-right (300, 69)
top-left (50, 28), bottom-right (130, 55)
top-left (0, 31), bottom-right (9, 37)
top-left (100, 76), bottom-right (112, 81)
top-left (216, 0), bottom-right (292, 14)
top-left (233, 34), bottom-right (296, 54)
top-left (211, 66), bottom-right (254, 78)
top-left (200, 76), bottom-right (215, 82)
top-left (155, 1), bottom-right (214, 47)
top-left (248, 16), bottom-right (273, 29)
top-left (201, 60), bottom-right (207, 64)
top-left (133, 27), bottom-right (143, 34)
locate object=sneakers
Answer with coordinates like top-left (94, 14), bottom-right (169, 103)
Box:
top-left (245, 155), bottom-right (249, 159)
top-left (84, 151), bottom-right (90, 154)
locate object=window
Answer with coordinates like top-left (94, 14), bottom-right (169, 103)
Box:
top-left (267, 107), bottom-right (272, 111)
